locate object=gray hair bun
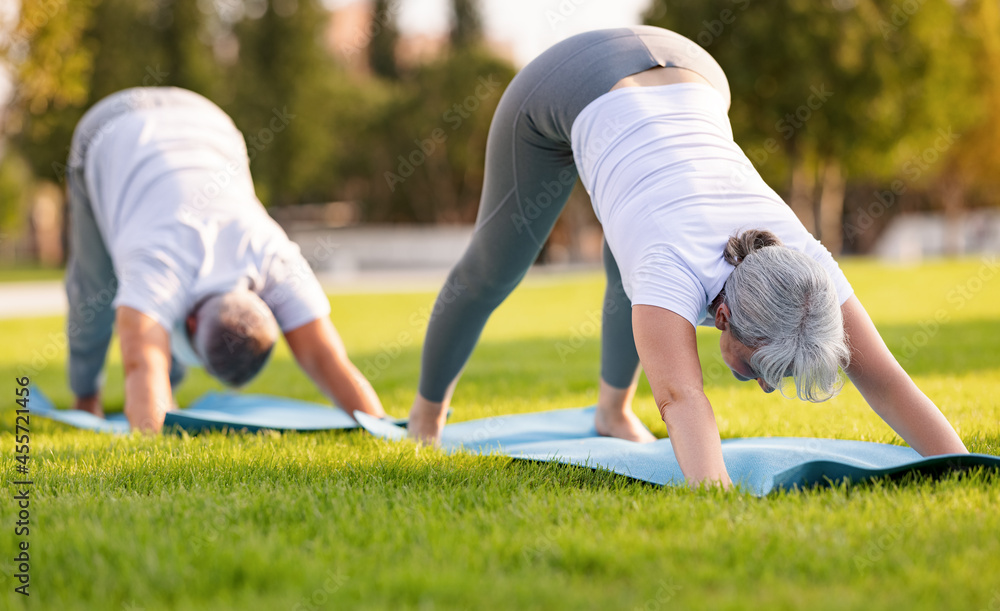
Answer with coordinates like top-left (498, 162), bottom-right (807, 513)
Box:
top-left (724, 229), bottom-right (783, 267)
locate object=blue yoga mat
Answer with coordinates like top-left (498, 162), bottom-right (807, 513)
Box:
top-left (355, 407), bottom-right (1000, 496)
top-left (30, 386), bottom-right (406, 434)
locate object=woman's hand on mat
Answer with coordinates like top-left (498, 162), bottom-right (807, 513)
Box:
top-left (842, 296), bottom-right (969, 456)
top-left (407, 394), bottom-right (449, 445)
top-left (73, 394), bottom-right (104, 418)
top-left (632, 305), bottom-right (734, 487)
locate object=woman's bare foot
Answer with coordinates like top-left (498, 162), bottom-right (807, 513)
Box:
top-left (595, 378), bottom-right (656, 443)
top-left (595, 407), bottom-right (657, 443)
top-left (407, 394), bottom-right (449, 444)
top-left (73, 394), bottom-right (104, 418)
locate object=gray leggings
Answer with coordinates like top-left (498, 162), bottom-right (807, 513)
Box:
top-left (418, 26), bottom-right (731, 401)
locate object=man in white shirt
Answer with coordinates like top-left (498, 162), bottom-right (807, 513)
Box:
top-left (65, 87), bottom-right (385, 432)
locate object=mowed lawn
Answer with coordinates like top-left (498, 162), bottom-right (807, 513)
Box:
top-left (1, 258), bottom-right (998, 611)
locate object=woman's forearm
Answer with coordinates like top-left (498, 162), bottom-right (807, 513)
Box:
top-left (842, 296), bottom-right (968, 457)
top-left (660, 394), bottom-right (733, 488)
top-left (854, 365), bottom-right (968, 456)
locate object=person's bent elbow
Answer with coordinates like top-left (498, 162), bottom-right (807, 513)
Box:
top-left (655, 384), bottom-right (706, 424)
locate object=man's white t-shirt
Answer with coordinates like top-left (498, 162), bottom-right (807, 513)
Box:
top-left (570, 82), bottom-right (853, 328)
top-left (83, 98), bottom-right (330, 335)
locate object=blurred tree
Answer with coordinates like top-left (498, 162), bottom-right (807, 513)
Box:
top-left (2, 0), bottom-right (98, 182)
top-left (450, 0), bottom-right (483, 50)
top-left (0, 151), bottom-right (33, 256)
top-left (5, 0), bottom-right (221, 184)
top-left (945, 0), bottom-right (1000, 217)
top-left (2, 0), bottom-right (97, 130)
top-left (2, 0), bottom-right (518, 235)
top-left (226, 0), bottom-right (348, 206)
top-left (367, 47), bottom-right (514, 222)
top-left (644, 0), bottom-right (981, 255)
top-left (368, 0), bottom-right (399, 79)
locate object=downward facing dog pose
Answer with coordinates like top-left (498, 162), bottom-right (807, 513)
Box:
top-left (66, 87), bottom-right (385, 431)
top-left (407, 26), bottom-right (968, 486)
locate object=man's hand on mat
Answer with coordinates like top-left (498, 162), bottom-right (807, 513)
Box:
top-left (118, 306), bottom-right (173, 434)
top-left (407, 394), bottom-right (449, 444)
top-left (73, 394), bottom-right (104, 418)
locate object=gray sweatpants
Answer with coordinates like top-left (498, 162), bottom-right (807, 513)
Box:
top-left (65, 87), bottom-right (221, 398)
top-left (418, 26), bottom-right (730, 401)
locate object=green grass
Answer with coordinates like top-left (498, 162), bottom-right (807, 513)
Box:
top-left (0, 266), bottom-right (64, 284)
top-left (1, 258), bottom-right (998, 610)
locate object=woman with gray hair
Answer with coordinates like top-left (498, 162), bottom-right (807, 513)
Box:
top-left (407, 26), bottom-right (968, 486)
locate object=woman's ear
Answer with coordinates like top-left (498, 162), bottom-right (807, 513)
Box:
top-left (186, 312), bottom-right (197, 337)
top-left (714, 302), bottom-right (730, 331)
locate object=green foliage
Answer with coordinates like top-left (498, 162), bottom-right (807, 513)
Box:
top-left (366, 47), bottom-right (515, 222)
top-left (224, 0), bottom-right (348, 205)
top-left (0, 150), bottom-right (33, 236)
top-left (0, 260), bottom-right (998, 610)
top-left (644, 0), bottom-right (981, 184)
top-left (450, 0), bottom-right (483, 50)
top-left (949, 0), bottom-right (1000, 201)
top-left (368, 0), bottom-right (400, 80)
top-left (2, 0), bottom-right (515, 223)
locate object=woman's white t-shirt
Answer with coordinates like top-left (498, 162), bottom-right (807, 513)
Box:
top-left (570, 83), bottom-right (853, 328)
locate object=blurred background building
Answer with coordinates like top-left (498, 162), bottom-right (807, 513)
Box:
top-left (0, 0), bottom-right (998, 277)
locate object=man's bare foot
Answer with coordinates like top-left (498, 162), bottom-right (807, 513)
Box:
top-left (407, 394), bottom-right (448, 444)
top-left (595, 407), bottom-right (656, 443)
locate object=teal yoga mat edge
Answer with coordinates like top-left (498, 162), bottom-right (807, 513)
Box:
top-left (768, 453), bottom-right (1000, 494)
top-left (28, 386), bottom-right (416, 433)
top-left (354, 410), bottom-right (1000, 496)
